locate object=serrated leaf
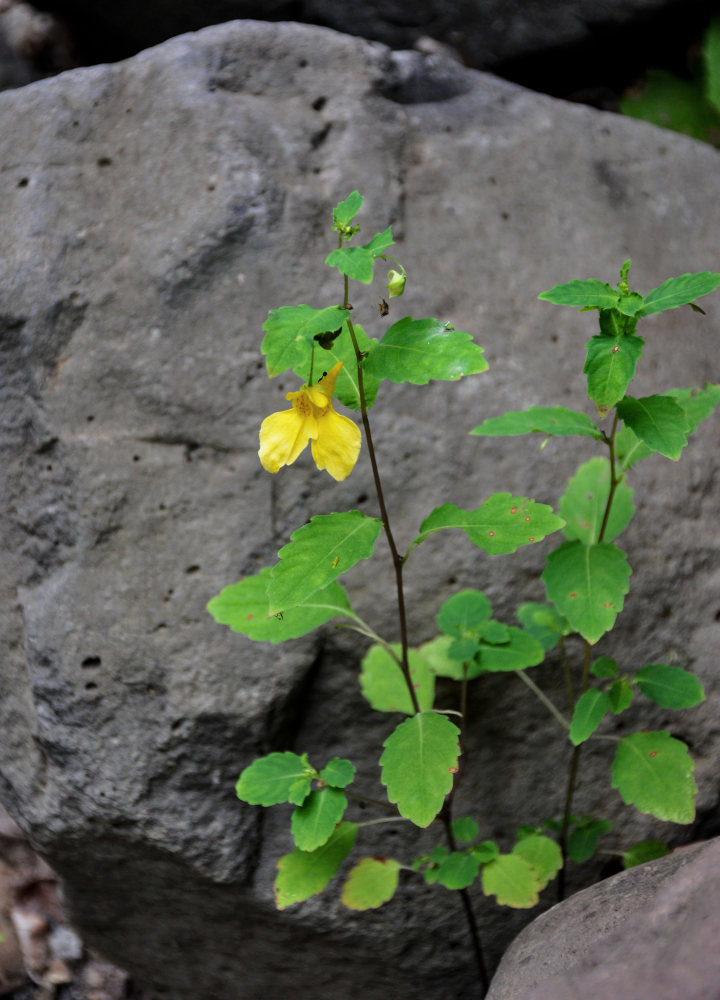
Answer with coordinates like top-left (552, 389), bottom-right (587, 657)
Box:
top-left (569, 689), bottom-right (611, 745)
top-left (452, 817), bottom-right (479, 843)
top-left (419, 635), bottom-right (466, 680)
top-left (275, 822), bottom-right (357, 909)
top-left (292, 323), bottom-right (380, 410)
top-left (437, 589), bottom-right (492, 636)
top-left (413, 495), bottom-right (564, 556)
top-left (560, 456), bottom-right (634, 545)
top-left (291, 787), bottom-right (348, 851)
top-left (362, 226), bottom-right (395, 255)
top-left (341, 857), bottom-right (401, 910)
top-left (542, 540), bottom-right (631, 644)
top-left (512, 835), bottom-right (562, 891)
top-left (608, 678), bottom-right (634, 713)
top-left (379, 713), bottom-right (460, 827)
top-left (538, 279), bottom-right (620, 310)
top-left (435, 852), bottom-right (480, 890)
top-left (319, 757), bottom-right (356, 789)
top-left (333, 191), bottom-right (363, 228)
top-left (362, 317), bottom-right (487, 384)
top-left (236, 752), bottom-right (314, 807)
top-left (615, 424), bottom-right (653, 470)
top-left (470, 406), bottom-right (602, 440)
top-left (567, 818), bottom-right (612, 863)
top-left (622, 839), bottom-right (671, 869)
top-left (591, 656), bottom-right (619, 679)
top-left (636, 272), bottom-right (720, 317)
top-left (359, 644), bottom-right (435, 715)
top-left (325, 246), bottom-right (375, 283)
top-left (634, 664), bottom-right (705, 709)
top-left (616, 395), bottom-right (688, 460)
top-left (268, 511), bottom-right (382, 614)
top-left (262, 305), bottom-right (351, 377)
top-left (516, 602), bottom-right (571, 652)
top-left (468, 628), bottom-right (545, 677)
top-left (583, 334), bottom-right (644, 416)
top-left (617, 292), bottom-right (645, 316)
top-left (611, 731), bottom-right (697, 823)
top-left (668, 383), bottom-right (720, 434)
top-left (208, 568), bottom-right (353, 643)
top-left (481, 854), bottom-right (540, 908)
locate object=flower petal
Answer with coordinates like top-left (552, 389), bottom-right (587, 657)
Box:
top-left (311, 406), bottom-right (361, 481)
top-left (258, 407), bottom-right (311, 473)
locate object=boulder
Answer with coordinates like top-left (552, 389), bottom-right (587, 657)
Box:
top-left (487, 837), bottom-right (720, 1000)
top-left (1, 19), bottom-right (720, 999)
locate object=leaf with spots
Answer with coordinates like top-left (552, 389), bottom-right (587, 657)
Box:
top-left (560, 456), bottom-right (634, 544)
top-left (341, 857), bottom-right (401, 910)
top-left (542, 540), bottom-right (631, 645)
top-left (268, 511), bottom-right (383, 615)
top-left (275, 822), bottom-right (357, 909)
top-left (583, 334), bottom-right (644, 416)
top-left (411, 495), bottom-right (565, 556)
top-left (362, 317), bottom-right (488, 385)
top-left (470, 406), bottom-right (602, 440)
top-left (380, 713), bottom-right (461, 828)
top-left (207, 568), bottom-right (353, 643)
top-left (611, 731), bottom-right (697, 823)
top-left (616, 394), bottom-right (688, 460)
top-left (359, 644), bottom-right (435, 715)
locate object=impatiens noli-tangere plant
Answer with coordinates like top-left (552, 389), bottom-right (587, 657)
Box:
top-left (207, 192), bottom-right (720, 994)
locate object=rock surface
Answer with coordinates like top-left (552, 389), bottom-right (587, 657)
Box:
top-left (487, 837), bottom-right (720, 1000)
top-left (1, 18), bottom-right (720, 1000)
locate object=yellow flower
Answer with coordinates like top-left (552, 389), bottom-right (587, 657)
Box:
top-left (258, 361), bottom-right (361, 481)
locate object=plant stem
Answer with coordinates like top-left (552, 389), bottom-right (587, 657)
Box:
top-left (441, 814), bottom-right (489, 996)
top-left (516, 671), bottom-right (570, 733)
top-left (598, 412), bottom-right (620, 545)
top-left (342, 271), bottom-right (420, 715)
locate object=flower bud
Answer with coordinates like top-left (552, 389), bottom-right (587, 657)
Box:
top-left (386, 268), bottom-right (406, 299)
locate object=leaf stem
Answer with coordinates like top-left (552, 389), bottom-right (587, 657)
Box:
top-left (515, 670), bottom-right (570, 732)
top-left (557, 640), bottom-right (591, 901)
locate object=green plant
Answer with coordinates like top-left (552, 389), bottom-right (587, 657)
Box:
top-left (208, 193), bottom-right (720, 993)
top-left (621, 17), bottom-right (720, 145)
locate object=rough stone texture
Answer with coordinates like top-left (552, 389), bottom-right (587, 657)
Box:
top-left (30, 0), bottom-right (709, 69)
top-left (1, 18), bottom-right (720, 1000)
top-left (486, 837), bottom-right (720, 1000)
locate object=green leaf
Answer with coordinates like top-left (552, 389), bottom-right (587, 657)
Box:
top-left (296, 323), bottom-right (380, 410)
top-left (542, 540), bottom-right (631, 644)
top-left (516, 602), bottom-right (571, 652)
top-left (567, 818), bottom-right (612, 863)
top-left (207, 569), bottom-right (353, 643)
top-left (362, 226), bottom-right (395, 256)
top-left (481, 853), bottom-right (540, 908)
top-left (668, 383), bottom-right (720, 434)
top-left (413, 495), bottom-right (565, 556)
top-left (449, 637), bottom-right (481, 660)
top-left (583, 334), bottom-right (644, 416)
top-left (512, 835), bottom-right (562, 891)
top-left (291, 787), bottom-right (348, 851)
top-left (634, 664), bottom-right (705, 709)
top-left (591, 656), bottom-right (619, 679)
top-left (362, 317), bottom-right (487, 384)
top-left (569, 689), bottom-right (611, 745)
top-left (470, 840), bottom-right (500, 863)
top-left (608, 678), bottom-right (634, 713)
top-left (704, 18), bottom-right (720, 114)
top-left (637, 272), bottom-right (720, 317)
top-left (435, 851), bottom-right (480, 890)
top-left (470, 406), bottom-right (602, 440)
top-left (469, 628), bottom-right (545, 677)
top-left (615, 424), bottom-right (653, 471)
top-left (538, 279), bottom-right (620, 310)
top-left (319, 757), bottom-right (356, 789)
top-left (617, 292), bottom-right (645, 316)
top-left (599, 308), bottom-right (637, 337)
top-left (479, 620), bottom-right (510, 644)
top-left (437, 589), bottom-right (491, 636)
top-left (359, 644), bottom-right (435, 715)
top-left (236, 752), bottom-right (314, 807)
top-left (262, 305), bottom-right (351, 377)
top-left (275, 821), bottom-right (358, 909)
top-left (341, 857), bottom-right (401, 910)
top-left (268, 511), bottom-right (383, 614)
top-left (611, 731), bottom-right (697, 823)
top-left (325, 246), bottom-right (376, 283)
top-left (419, 635), bottom-right (466, 681)
top-left (560, 456), bottom-right (634, 545)
top-left (379, 713), bottom-right (461, 827)
top-left (621, 68), bottom-right (720, 142)
top-left (622, 839), bottom-right (671, 869)
top-left (333, 191), bottom-right (363, 228)
top-left (452, 817), bottom-right (479, 843)
top-left (616, 395), bottom-right (688, 460)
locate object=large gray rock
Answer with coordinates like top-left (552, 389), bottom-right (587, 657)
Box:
top-left (487, 838), bottom-right (720, 1000)
top-left (1, 19), bottom-right (719, 1000)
